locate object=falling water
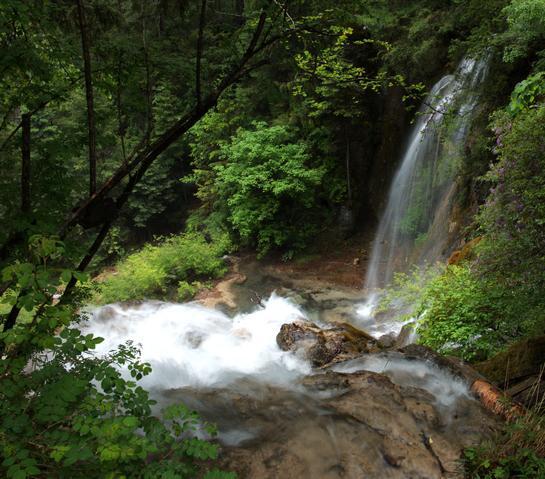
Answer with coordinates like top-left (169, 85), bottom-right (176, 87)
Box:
top-left (359, 56), bottom-right (489, 334)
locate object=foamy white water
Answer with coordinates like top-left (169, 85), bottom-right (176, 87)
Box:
top-left (332, 354), bottom-right (470, 408)
top-left (81, 294), bottom-right (312, 390)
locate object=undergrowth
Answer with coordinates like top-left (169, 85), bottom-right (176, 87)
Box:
top-left (95, 232), bottom-right (231, 304)
top-left (464, 382), bottom-right (545, 478)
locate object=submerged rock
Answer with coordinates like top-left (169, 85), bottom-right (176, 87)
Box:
top-left (276, 321), bottom-right (376, 367)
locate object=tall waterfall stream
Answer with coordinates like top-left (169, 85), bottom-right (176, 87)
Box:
top-left (82, 57), bottom-right (497, 478)
top-left (358, 56), bottom-right (489, 336)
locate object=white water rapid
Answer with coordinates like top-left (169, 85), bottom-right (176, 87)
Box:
top-left (82, 294), bottom-right (311, 391)
top-left (358, 56), bottom-right (489, 335)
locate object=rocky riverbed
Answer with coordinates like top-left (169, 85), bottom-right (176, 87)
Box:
top-left (85, 253), bottom-right (506, 479)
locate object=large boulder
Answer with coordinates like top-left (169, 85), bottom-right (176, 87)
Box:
top-left (220, 369), bottom-right (500, 479)
top-left (277, 321), bottom-right (376, 367)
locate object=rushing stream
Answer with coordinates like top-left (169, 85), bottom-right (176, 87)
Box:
top-left (80, 55), bottom-right (497, 478)
top-left (83, 295), bottom-right (311, 390)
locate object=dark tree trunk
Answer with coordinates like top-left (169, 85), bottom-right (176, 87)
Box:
top-left (235, 0), bottom-right (244, 24)
top-left (3, 10), bottom-right (276, 332)
top-left (21, 113), bottom-right (31, 214)
top-left (196, 0), bottom-right (207, 110)
top-left (76, 0), bottom-right (97, 196)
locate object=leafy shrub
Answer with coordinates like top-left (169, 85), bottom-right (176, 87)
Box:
top-left (477, 104), bottom-right (545, 301)
top-left (0, 237), bottom-right (234, 478)
top-left (502, 0), bottom-right (545, 63)
top-left (382, 264), bottom-right (535, 361)
top-left (96, 232), bottom-right (230, 304)
top-left (506, 72), bottom-right (545, 117)
top-left (188, 122), bottom-right (333, 258)
top-left (177, 281), bottom-right (201, 301)
top-left (412, 265), bottom-right (522, 361)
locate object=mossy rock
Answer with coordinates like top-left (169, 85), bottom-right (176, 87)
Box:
top-left (475, 335), bottom-right (545, 385)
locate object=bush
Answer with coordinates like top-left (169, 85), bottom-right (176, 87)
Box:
top-left (187, 121), bottom-right (337, 258)
top-left (95, 232), bottom-right (230, 304)
top-left (413, 265), bottom-right (524, 361)
top-left (0, 237), bottom-right (234, 478)
top-left (382, 263), bottom-right (536, 361)
top-left (177, 281), bottom-right (201, 301)
top-left (477, 104), bottom-right (545, 295)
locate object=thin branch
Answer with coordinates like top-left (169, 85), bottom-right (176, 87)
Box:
top-left (2, 8), bottom-right (288, 331)
top-left (58, 9), bottom-right (271, 240)
top-left (272, 0), bottom-right (295, 29)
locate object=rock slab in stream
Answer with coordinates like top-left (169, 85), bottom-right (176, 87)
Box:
top-left (276, 321), bottom-right (377, 367)
top-left (219, 369), bottom-right (500, 479)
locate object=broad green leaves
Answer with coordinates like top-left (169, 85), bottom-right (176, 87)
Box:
top-left (507, 72), bottom-right (545, 116)
top-left (212, 122), bottom-right (328, 257)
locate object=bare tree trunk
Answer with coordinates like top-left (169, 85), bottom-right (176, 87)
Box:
top-left (141, 0), bottom-right (154, 145)
top-left (58, 10), bottom-right (269, 240)
top-left (21, 113), bottom-right (31, 214)
top-left (76, 0), bottom-right (97, 196)
top-left (345, 130), bottom-right (352, 205)
top-left (196, 0), bottom-right (207, 110)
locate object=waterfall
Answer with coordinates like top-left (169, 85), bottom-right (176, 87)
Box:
top-left (359, 56), bottom-right (489, 334)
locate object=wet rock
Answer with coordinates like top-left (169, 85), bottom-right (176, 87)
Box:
top-left (398, 344), bottom-right (469, 381)
top-left (395, 322), bottom-right (416, 348)
top-left (447, 237), bottom-right (482, 265)
top-left (475, 335), bottom-right (545, 385)
top-left (320, 305), bottom-right (355, 324)
top-left (277, 321), bottom-right (375, 367)
top-left (276, 287), bottom-right (308, 307)
top-left (475, 335), bottom-right (545, 409)
top-left (220, 369), bottom-right (500, 479)
top-left (95, 305), bottom-right (118, 322)
top-left (377, 333), bottom-right (396, 349)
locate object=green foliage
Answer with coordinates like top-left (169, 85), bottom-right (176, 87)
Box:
top-left (96, 232), bottom-right (230, 304)
top-left (177, 281), bottom-right (201, 301)
top-left (1, 237), bottom-right (233, 478)
top-left (506, 72), bottom-right (545, 116)
top-left (382, 263), bottom-right (537, 361)
top-left (478, 104), bottom-right (545, 297)
top-left (464, 409), bottom-right (545, 478)
top-left (502, 0), bottom-right (545, 63)
top-left (189, 122), bottom-right (331, 257)
top-left (292, 25), bottom-right (408, 118)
